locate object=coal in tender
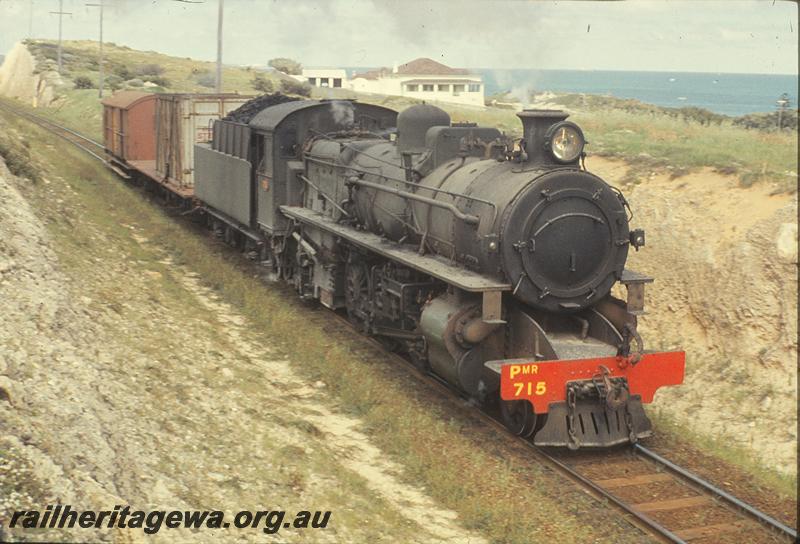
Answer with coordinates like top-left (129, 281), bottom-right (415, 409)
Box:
top-left (224, 93), bottom-right (301, 123)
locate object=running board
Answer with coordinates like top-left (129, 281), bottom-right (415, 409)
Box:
top-left (280, 206), bottom-right (511, 294)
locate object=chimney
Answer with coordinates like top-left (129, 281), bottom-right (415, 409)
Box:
top-left (516, 109), bottom-right (569, 164)
top-left (392, 61), bottom-right (399, 74)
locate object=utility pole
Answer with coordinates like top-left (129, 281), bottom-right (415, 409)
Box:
top-left (215, 0), bottom-right (223, 93)
top-left (28, 0), bottom-right (34, 38)
top-left (49, 0), bottom-right (72, 74)
top-left (776, 93), bottom-right (790, 131)
top-left (86, 0), bottom-right (104, 98)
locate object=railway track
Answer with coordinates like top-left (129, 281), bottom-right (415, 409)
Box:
top-left (0, 99), bottom-right (130, 179)
top-left (320, 310), bottom-right (797, 544)
top-left (4, 99), bottom-right (797, 544)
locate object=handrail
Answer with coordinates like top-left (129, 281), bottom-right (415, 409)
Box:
top-left (347, 177), bottom-right (481, 226)
top-left (303, 155), bottom-right (497, 222)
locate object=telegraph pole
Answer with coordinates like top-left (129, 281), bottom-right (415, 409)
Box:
top-left (215, 0), bottom-right (223, 93)
top-left (49, 0), bottom-right (72, 74)
top-left (776, 93), bottom-right (790, 131)
top-left (86, 0), bottom-right (105, 97)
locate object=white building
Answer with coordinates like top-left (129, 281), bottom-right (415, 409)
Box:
top-left (301, 68), bottom-right (348, 89)
top-left (349, 58), bottom-right (484, 108)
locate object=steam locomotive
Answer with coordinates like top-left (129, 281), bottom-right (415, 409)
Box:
top-left (105, 93), bottom-right (686, 448)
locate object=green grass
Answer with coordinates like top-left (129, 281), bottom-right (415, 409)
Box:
top-left (0, 132), bottom-right (42, 183)
top-left (573, 109), bottom-right (797, 192)
top-left (434, 102), bottom-right (797, 193)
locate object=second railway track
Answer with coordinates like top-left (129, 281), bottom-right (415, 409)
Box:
top-left (2, 99), bottom-right (796, 544)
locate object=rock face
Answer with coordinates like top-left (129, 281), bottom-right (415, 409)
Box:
top-left (592, 158), bottom-right (798, 475)
top-left (0, 42), bottom-right (61, 106)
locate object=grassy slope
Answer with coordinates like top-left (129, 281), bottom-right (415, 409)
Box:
top-left (29, 39), bottom-right (282, 94)
top-left (19, 39), bottom-right (800, 195)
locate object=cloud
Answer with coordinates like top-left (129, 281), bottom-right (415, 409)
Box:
top-left (0, 0), bottom-right (796, 74)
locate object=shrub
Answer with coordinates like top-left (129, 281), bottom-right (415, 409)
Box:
top-left (135, 63), bottom-right (165, 76)
top-left (113, 64), bottom-right (133, 80)
top-left (195, 71), bottom-right (216, 88)
top-left (126, 78), bottom-right (144, 87)
top-left (0, 138), bottom-right (42, 183)
top-left (268, 57), bottom-right (302, 75)
top-left (74, 75), bottom-right (94, 89)
top-left (733, 110), bottom-right (798, 132)
top-left (40, 47), bottom-right (59, 61)
top-left (144, 76), bottom-right (170, 88)
top-left (251, 73), bottom-right (274, 93)
top-left (279, 79), bottom-right (311, 97)
top-left (105, 74), bottom-right (124, 91)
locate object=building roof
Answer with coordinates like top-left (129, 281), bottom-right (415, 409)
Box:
top-left (352, 68), bottom-right (391, 80)
top-left (402, 79), bottom-right (482, 85)
top-left (353, 58), bottom-right (472, 80)
top-left (302, 68), bottom-right (347, 76)
top-left (397, 58), bottom-right (469, 76)
top-left (100, 90), bottom-right (154, 109)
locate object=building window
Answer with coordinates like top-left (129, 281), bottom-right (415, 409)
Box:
top-left (438, 84), bottom-right (449, 92)
top-left (333, 78), bottom-right (342, 88)
top-left (320, 78), bottom-right (329, 87)
top-left (422, 84), bottom-right (434, 92)
top-left (468, 84), bottom-right (481, 92)
top-left (453, 84), bottom-right (465, 95)
top-left (407, 84), bottom-right (419, 92)
top-left (308, 77), bottom-right (317, 86)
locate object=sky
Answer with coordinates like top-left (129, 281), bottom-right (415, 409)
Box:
top-left (0, 0), bottom-right (797, 75)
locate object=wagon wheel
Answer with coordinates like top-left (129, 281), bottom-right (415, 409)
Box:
top-left (500, 399), bottom-right (537, 438)
top-left (344, 259), bottom-right (371, 332)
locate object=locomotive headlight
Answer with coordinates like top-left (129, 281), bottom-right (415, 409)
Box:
top-left (545, 122), bottom-right (585, 163)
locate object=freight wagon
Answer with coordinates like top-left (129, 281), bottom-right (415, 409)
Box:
top-left (101, 92), bottom-right (252, 199)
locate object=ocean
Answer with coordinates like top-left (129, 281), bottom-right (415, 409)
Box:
top-left (346, 67), bottom-right (797, 117)
top-left (478, 69), bottom-right (797, 117)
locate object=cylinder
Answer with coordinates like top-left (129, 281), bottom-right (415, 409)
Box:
top-left (419, 294), bottom-right (492, 397)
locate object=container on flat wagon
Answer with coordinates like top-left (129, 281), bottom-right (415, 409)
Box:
top-left (100, 91), bottom-right (157, 163)
top-left (155, 94), bottom-right (252, 188)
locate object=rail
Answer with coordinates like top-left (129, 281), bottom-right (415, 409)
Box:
top-left (0, 100), bottom-right (129, 178)
top-left (634, 444), bottom-right (797, 540)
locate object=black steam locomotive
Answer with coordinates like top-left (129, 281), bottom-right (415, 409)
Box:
top-left (194, 96), bottom-right (685, 449)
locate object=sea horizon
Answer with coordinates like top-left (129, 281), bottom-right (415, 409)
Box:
top-left (342, 66), bottom-right (798, 117)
